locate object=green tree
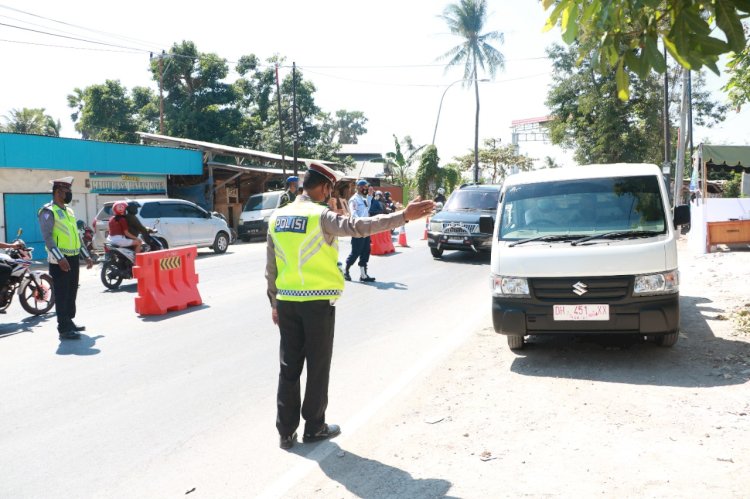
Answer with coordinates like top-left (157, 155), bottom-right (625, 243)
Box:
top-left (416, 145), bottom-right (441, 198)
top-left (2, 108), bottom-right (61, 136)
top-left (67, 80), bottom-right (154, 142)
top-left (152, 41), bottom-right (244, 145)
top-left (325, 110), bottom-right (368, 144)
top-left (545, 44), bottom-right (728, 165)
top-left (543, 0), bottom-right (750, 100)
top-left (384, 135), bottom-right (425, 201)
top-left (542, 156), bottom-right (561, 169)
top-left (438, 0), bottom-right (505, 183)
top-left (724, 24), bottom-right (750, 110)
top-left (454, 139), bottom-right (534, 182)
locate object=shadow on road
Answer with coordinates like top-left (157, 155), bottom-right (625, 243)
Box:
top-left (294, 442), bottom-right (455, 499)
top-left (0, 313), bottom-right (54, 338)
top-left (138, 303), bottom-right (210, 322)
top-left (56, 334), bottom-right (104, 356)
top-left (509, 294), bottom-right (750, 387)
top-left (435, 251), bottom-right (490, 266)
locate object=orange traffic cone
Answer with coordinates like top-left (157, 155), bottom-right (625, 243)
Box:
top-left (398, 225), bottom-right (408, 247)
top-left (421, 217), bottom-right (430, 240)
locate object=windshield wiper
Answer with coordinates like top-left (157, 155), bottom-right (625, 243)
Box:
top-left (571, 230), bottom-right (662, 246)
top-left (508, 234), bottom-right (587, 247)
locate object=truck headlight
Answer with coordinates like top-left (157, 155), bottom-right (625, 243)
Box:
top-left (633, 270), bottom-right (678, 296)
top-left (491, 275), bottom-right (530, 298)
top-left (430, 222), bottom-right (442, 232)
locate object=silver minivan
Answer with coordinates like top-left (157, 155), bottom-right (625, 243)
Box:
top-left (94, 198), bottom-right (232, 253)
top-left (237, 190), bottom-right (284, 241)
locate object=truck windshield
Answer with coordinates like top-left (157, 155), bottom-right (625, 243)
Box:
top-left (443, 190), bottom-right (499, 211)
top-left (498, 175), bottom-right (667, 240)
top-left (244, 192), bottom-right (281, 211)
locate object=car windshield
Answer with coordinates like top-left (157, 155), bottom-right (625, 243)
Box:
top-left (244, 192), bottom-right (281, 211)
top-left (499, 175), bottom-right (667, 240)
top-left (443, 189), bottom-right (499, 211)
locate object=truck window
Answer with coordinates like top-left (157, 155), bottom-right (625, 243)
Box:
top-left (499, 175), bottom-right (667, 239)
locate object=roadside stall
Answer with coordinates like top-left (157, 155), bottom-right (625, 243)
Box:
top-left (689, 144), bottom-right (750, 253)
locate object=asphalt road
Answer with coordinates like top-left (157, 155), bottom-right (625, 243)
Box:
top-left (0, 222), bottom-right (491, 498)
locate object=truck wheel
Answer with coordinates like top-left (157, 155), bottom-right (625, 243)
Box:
top-left (655, 331), bottom-right (679, 347)
top-left (507, 335), bottom-right (525, 350)
top-left (430, 247), bottom-right (444, 258)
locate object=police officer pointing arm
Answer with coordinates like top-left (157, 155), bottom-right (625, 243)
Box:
top-left (265, 161), bottom-right (433, 450)
top-left (38, 177), bottom-right (93, 340)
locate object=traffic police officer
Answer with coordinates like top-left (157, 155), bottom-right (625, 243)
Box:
top-left (38, 177), bottom-right (93, 340)
top-left (266, 161), bottom-right (434, 449)
top-left (278, 175), bottom-right (299, 209)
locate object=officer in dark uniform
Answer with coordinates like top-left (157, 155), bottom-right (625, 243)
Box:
top-left (266, 162), bottom-right (434, 449)
top-left (38, 177), bottom-right (93, 340)
top-left (278, 176), bottom-right (299, 209)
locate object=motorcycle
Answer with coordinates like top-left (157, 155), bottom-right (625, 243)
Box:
top-left (100, 229), bottom-right (164, 290)
top-left (77, 219), bottom-right (97, 263)
top-left (0, 230), bottom-right (55, 315)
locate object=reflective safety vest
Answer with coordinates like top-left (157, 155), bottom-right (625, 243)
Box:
top-left (269, 200), bottom-right (344, 302)
top-left (39, 203), bottom-right (81, 256)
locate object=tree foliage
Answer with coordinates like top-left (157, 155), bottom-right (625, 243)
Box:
top-left (543, 0), bottom-right (750, 100)
top-left (416, 145), bottom-right (441, 198)
top-left (453, 139), bottom-right (534, 182)
top-left (67, 80), bottom-right (157, 142)
top-left (1, 108), bottom-right (60, 136)
top-left (545, 44), bottom-right (728, 165)
top-left (724, 24), bottom-right (750, 110)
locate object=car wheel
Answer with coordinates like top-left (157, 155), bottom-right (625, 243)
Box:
top-left (213, 232), bottom-right (229, 254)
top-left (507, 335), bottom-right (525, 350)
top-left (655, 331), bottom-right (679, 347)
top-left (430, 247), bottom-right (444, 258)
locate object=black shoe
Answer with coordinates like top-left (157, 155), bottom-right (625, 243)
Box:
top-left (303, 424), bottom-right (341, 443)
top-left (280, 432), bottom-right (297, 450)
top-left (59, 330), bottom-right (81, 340)
top-left (359, 267), bottom-right (375, 282)
top-left (70, 322), bottom-right (86, 332)
top-left (344, 270), bottom-right (351, 281)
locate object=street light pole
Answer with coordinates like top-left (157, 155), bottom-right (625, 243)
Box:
top-left (432, 78), bottom-right (490, 145)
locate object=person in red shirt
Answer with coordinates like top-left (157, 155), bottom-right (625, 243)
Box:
top-left (107, 201), bottom-right (143, 253)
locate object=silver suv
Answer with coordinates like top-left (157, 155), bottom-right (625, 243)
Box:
top-left (93, 198), bottom-right (231, 254)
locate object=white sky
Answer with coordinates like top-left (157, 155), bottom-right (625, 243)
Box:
top-left (1, 0), bottom-right (748, 171)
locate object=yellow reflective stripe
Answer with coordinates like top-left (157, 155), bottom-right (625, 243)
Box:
top-left (299, 236), bottom-right (324, 268)
top-left (270, 232), bottom-right (288, 265)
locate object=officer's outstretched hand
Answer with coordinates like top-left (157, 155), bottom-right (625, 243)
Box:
top-left (403, 197), bottom-right (435, 222)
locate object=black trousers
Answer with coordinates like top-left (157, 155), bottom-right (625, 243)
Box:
top-left (345, 236), bottom-right (371, 268)
top-left (49, 256), bottom-right (80, 333)
top-left (0, 261), bottom-right (11, 290)
top-left (276, 300), bottom-right (336, 437)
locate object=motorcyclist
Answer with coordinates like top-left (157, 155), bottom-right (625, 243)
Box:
top-left (434, 187), bottom-right (447, 205)
top-left (382, 192), bottom-right (396, 213)
top-left (0, 240), bottom-right (22, 291)
top-left (108, 201), bottom-right (143, 253)
top-left (124, 201), bottom-right (159, 249)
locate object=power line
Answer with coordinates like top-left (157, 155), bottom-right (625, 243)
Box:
top-left (0, 21), bottom-right (151, 51)
top-left (0, 37), bottom-right (144, 53)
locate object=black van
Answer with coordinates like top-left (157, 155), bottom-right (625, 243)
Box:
top-left (427, 183), bottom-right (502, 258)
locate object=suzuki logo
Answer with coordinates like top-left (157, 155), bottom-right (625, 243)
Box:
top-left (572, 281), bottom-right (588, 296)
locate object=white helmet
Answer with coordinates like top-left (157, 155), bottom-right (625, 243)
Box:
top-left (437, 188), bottom-right (445, 195)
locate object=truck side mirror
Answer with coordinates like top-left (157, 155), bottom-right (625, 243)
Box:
top-left (673, 205), bottom-right (690, 226)
top-left (479, 215), bottom-right (495, 234)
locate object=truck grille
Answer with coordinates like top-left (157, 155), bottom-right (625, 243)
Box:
top-left (442, 223), bottom-right (479, 234)
top-left (530, 276), bottom-right (632, 302)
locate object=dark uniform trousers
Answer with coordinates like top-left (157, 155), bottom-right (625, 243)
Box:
top-left (49, 256), bottom-right (80, 333)
top-left (276, 299), bottom-right (336, 437)
top-left (345, 236), bottom-right (371, 268)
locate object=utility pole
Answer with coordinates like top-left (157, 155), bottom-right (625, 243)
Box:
top-left (292, 62), bottom-right (299, 176)
top-left (275, 64), bottom-right (286, 174)
top-left (662, 44), bottom-right (671, 189)
top-left (159, 50), bottom-right (165, 135)
top-left (674, 68), bottom-right (689, 206)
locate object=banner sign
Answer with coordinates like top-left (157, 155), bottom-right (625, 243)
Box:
top-left (89, 173), bottom-right (167, 195)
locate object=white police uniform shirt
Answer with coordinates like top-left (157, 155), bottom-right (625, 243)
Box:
top-left (348, 193), bottom-right (369, 219)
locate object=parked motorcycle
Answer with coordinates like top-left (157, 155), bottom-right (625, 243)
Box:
top-left (0, 230), bottom-right (55, 315)
top-left (100, 230), bottom-right (164, 290)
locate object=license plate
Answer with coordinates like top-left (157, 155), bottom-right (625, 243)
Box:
top-left (553, 304), bottom-right (610, 321)
top-left (249, 228), bottom-right (260, 233)
top-left (448, 236), bottom-right (463, 241)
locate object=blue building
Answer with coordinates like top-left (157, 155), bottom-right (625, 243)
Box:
top-left (0, 132), bottom-right (202, 258)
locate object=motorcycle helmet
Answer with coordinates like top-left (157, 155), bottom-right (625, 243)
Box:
top-left (384, 192), bottom-right (391, 198)
top-left (126, 201), bottom-right (140, 215)
top-left (437, 187), bottom-right (445, 195)
top-left (375, 190), bottom-right (383, 198)
top-left (112, 201), bottom-right (128, 216)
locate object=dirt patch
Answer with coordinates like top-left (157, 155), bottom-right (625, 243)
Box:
top-left (287, 238), bottom-right (750, 498)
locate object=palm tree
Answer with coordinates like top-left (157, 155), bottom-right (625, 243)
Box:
top-left (438, 0), bottom-right (504, 183)
top-left (2, 108), bottom-right (60, 136)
